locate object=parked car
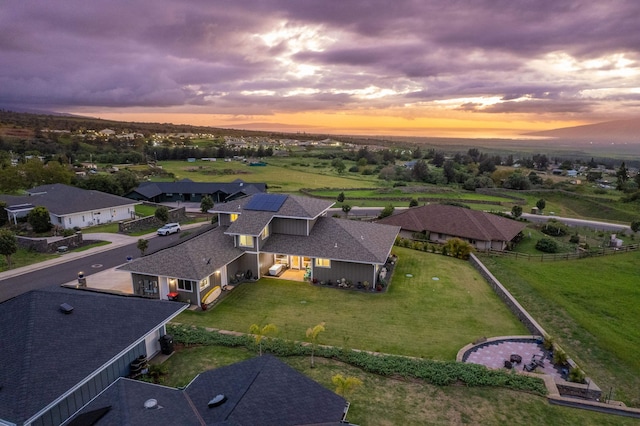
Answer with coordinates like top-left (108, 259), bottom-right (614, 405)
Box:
top-left (157, 223), bottom-right (181, 236)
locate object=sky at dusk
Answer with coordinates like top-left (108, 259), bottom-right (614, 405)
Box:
top-left (2, 1), bottom-right (640, 138)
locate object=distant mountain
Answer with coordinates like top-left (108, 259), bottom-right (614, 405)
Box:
top-left (0, 105), bottom-right (83, 117)
top-left (524, 119), bottom-right (640, 143)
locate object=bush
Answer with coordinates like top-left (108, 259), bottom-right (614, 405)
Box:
top-left (27, 206), bottom-right (52, 233)
top-left (155, 206), bottom-right (169, 223)
top-left (568, 367), bottom-right (586, 384)
top-left (62, 229), bottom-right (76, 237)
top-left (569, 234), bottom-right (580, 244)
top-left (541, 220), bottom-right (568, 237)
top-left (536, 238), bottom-right (559, 253)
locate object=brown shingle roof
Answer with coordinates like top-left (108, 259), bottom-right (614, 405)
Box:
top-left (377, 204), bottom-right (525, 242)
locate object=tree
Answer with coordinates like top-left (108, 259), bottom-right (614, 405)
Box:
top-left (0, 201), bottom-right (8, 227)
top-left (200, 195), bottom-right (214, 213)
top-left (536, 198), bottom-right (546, 212)
top-left (155, 206), bottom-right (169, 223)
top-left (249, 323), bottom-right (278, 356)
top-left (113, 169), bottom-right (139, 194)
top-left (631, 220), bottom-right (640, 233)
top-left (409, 198), bottom-right (419, 207)
top-left (443, 160), bottom-right (456, 184)
top-left (331, 158), bottom-right (345, 174)
top-left (411, 159), bottom-right (429, 182)
top-left (378, 204), bottom-right (394, 219)
top-left (511, 205), bottom-right (523, 218)
top-left (616, 161), bottom-right (629, 190)
top-left (503, 172), bottom-right (531, 190)
top-left (331, 374), bottom-right (363, 397)
top-left (341, 204), bottom-right (351, 217)
top-left (306, 322), bottom-right (326, 368)
top-left (0, 229), bottom-right (18, 269)
top-left (137, 238), bottom-right (149, 256)
top-left (28, 206), bottom-right (52, 233)
top-left (337, 191), bottom-right (345, 203)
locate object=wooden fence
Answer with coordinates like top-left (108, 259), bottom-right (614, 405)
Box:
top-left (482, 243), bottom-right (640, 262)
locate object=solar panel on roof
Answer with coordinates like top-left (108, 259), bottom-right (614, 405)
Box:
top-left (244, 193), bottom-right (288, 212)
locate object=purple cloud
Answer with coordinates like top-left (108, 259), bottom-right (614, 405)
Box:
top-left (0, 0), bottom-right (639, 123)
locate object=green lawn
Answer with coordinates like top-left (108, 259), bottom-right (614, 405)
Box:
top-left (159, 346), bottom-right (636, 426)
top-left (0, 248), bottom-right (58, 272)
top-left (480, 252), bottom-right (640, 406)
top-left (134, 204), bottom-right (156, 217)
top-left (82, 222), bottom-right (119, 234)
top-left (178, 247), bottom-right (527, 359)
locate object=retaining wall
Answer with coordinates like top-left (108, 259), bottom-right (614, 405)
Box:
top-left (118, 206), bottom-right (188, 234)
top-left (16, 232), bottom-right (84, 253)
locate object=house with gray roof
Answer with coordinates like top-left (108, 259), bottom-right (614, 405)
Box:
top-left (0, 184), bottom-right (139, 229)
top-left (0, 286), bottom-right (187, 426)
top-left (118, 193), bottom-right (400, 306)
top-left (65, 355), bottom-right (349, 426)
top-left (377, 204), bottom-right (525, 251)
top-left (125, 179), bottom-right (266, 204)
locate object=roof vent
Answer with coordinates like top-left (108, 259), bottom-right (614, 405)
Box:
top-left (334, 243), bottom-right (338, 248)
top-left (143, 399), bottom-right (158, 409)
top-left (60, 303), bottom-right (74, 314)
top-left (208, 394), bottom-right (227, 408)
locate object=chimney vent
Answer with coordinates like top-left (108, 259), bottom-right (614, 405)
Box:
top-left (60, 303), bottom-right (74, 314)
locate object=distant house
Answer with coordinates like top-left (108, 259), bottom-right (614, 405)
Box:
top-left (66, 355), bottom-right (349, 426)
top-left (125, 179), bottom-right (266, 204)
top-left (0, 184), bottom-right (139, 229)
top-left (0, 286), bottom-right (187, 426)
top-left (119, 193), bottom-right (400, 305)
top-left (376, 204), bottom-right (525, 251)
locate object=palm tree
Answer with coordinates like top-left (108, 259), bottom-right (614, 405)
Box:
top-left (306, 322), bottom-right (326, 368)
top-left (331, 374), bottom-right (363, 397)
top-left (249, 323), bottom-right (278, 356)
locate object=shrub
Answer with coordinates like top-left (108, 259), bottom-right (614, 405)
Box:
top-left (536, 238), bottom-right (559, 253)
top-left (541, 220), bottom-right (568, 237)
top-left (62, 229), bottom-right (76, 237)
top-left (569, 234), bottom-right (580, 244)
top-left (568, 367), bottom-right (586, 384)
top-left (155, 206), bottom-right (169, 223)
top-left (27, 206), bottom-right (52, 233)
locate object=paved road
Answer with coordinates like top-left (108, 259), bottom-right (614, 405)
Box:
top-left (0, 224), bottom-right (213, 303)
top-left (520, 213), bottom-right (630, 233)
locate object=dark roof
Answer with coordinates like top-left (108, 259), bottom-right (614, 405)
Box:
top-left (377, 204), bottom-right (525, 242)
top-left (216, 194), bottom-right (335, 237)
top-left (0, 184), bottom-right (138, 216)
top-left (128, 180), bottom-right (266, 199)
top-left (262, 217), bottom-right (400, 264)
top-left (213, 194), bottom-right (334, 220)
top-left (0, 286), bottom-right (187, 426)
top-left (69, 355), bottom-right (347, 426)
top-left (117, 227), bottom-right (244, 281)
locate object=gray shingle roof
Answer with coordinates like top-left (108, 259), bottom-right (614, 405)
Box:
top-left (0, 286), bottom-right (187, 425)
top-left (129, 180), bottom-right (266, 200)
top-left (262, 217), bottom-right (400, 264)
top-left (118, 227), bottom-right (244, 281)
top-left (212, 194), bottom-right (334, 220)
top-left (0, 183), bottom-right (138, 216)
top-left (68, 355), bottom-right (347, 426)
top-left (377, 204), bottom-right (525, 242)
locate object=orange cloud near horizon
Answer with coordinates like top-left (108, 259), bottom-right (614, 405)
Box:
top-left (82, 110), bottom-right (587, 139)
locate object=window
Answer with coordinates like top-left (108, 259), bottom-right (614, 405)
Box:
top-left (68, 218), bottom-right (72, 224)
top-left (230, 213), bottom-right (239, 222)
top-left (261, 225), bottom-right (269, 240)
top-left (177, 279), bottom-right (194, 292)
top-left (239, 235), bottom-right (253, 247)
top-left (315, 258), bottom-right (331, 268)
top-left (199, 278), bottom-right (208, 291)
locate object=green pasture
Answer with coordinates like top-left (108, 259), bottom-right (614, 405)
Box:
top-left (160, 346), bottom-right (636, 425)
top-left (178, 247), bottom-right (527, 360)
top-left (154, 159), bottom-right (383, 192)
top-left (481, 252), bottom-right (640, 406)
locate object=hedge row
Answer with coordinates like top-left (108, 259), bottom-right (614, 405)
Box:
top-left (168, 324), bottom-right (547, 395)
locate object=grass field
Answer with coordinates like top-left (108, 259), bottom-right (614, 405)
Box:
top-left (178, 247), bottom-right (527, 359)
top-left (0, 248), bottom-right (57, 272)
top-left (159, 345), bottom-right (637, 425)
top-left (153, 158), bottom-right (384, 192)
top-left (480, 252), bottom-right (640, 406)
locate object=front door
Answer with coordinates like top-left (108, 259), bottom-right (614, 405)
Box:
top-left (291, 256), bottom-right (300, 270)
